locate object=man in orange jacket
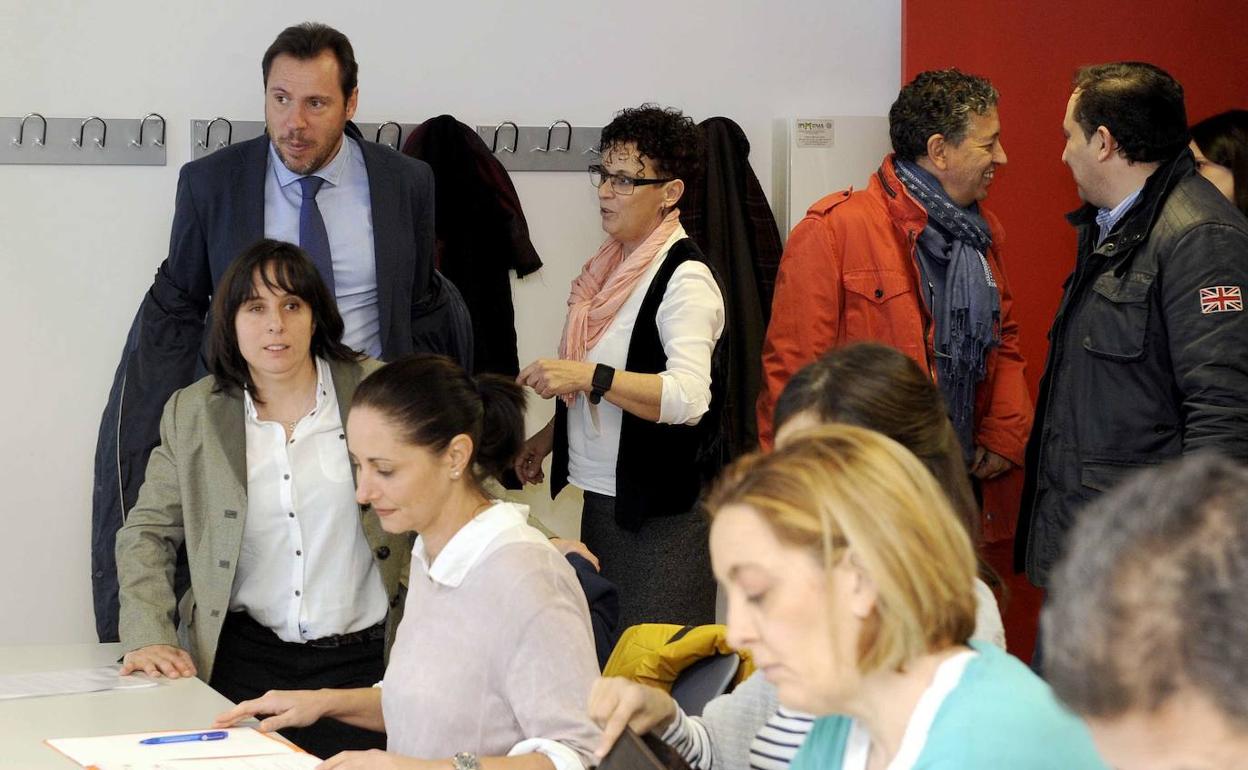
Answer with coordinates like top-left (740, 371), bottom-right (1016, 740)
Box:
top-left (757, 69), bottom-right (1031, 480)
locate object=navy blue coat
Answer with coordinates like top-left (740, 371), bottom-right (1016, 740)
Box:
top-left (92, 123), bottom-right (471, 641)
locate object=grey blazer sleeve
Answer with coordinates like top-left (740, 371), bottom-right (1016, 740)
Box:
top-left (116, 389), bottom-right (189, 654)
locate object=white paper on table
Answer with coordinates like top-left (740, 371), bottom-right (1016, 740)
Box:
top-left (45, 726), bottom-right (309, 769)
top-left (0, 665), bottom-right (157, 700)
top-left (101, 756), bottom-right (321, 770)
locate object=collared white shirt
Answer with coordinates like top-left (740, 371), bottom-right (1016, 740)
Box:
top-left (411, 501), bottom-right (552, 588)
top-left (840, 650), bottom-right (977, 770)
top-left (230, 357), bottom-right (388, 642)
top-left (265, 137), bottom-right (382, 357)
top-left (567, 225), bottom-right (726, 496)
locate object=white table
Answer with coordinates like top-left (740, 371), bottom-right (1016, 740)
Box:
top-left (0, 643), bottom-right (238, 769)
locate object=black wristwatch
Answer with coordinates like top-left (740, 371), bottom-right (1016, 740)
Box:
top-left (589, 363), bottom-right (616, 404)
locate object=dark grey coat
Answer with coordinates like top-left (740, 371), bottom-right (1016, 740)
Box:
top-left (1017, 149), bottom-right (1248, 586)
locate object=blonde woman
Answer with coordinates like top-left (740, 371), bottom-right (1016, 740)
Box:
top-left (706, 426), bottom-right (1106, 769)
top-left (588, 344), bottom-right (1005, 769)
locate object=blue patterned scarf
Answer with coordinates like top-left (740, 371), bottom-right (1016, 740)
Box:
top-left (894, 158), bottom-right (1001, 460)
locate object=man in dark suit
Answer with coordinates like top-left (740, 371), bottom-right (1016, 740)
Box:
top-left (92, 22), bottom-right (469, 642)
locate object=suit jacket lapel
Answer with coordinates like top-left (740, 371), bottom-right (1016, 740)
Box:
top-left (329, 358), bottom-right (364, 430)
top-left (237, 136), bottom-right (268, 251)
top-left (360, 139), bottom-right (401, 355)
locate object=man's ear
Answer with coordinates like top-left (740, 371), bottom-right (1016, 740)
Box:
top-left (1094, 126), bottom-right (1116, 162)
top-left (925, 133), bottom-right (949, 171)
top-left (345, 86), bottom-right (360, 122)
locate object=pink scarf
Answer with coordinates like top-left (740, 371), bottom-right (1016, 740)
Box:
top-left (558, 209), bottom-right (683, 403)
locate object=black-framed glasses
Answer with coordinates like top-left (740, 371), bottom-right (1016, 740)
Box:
top-left (588, 164), bottom-right (674, 196)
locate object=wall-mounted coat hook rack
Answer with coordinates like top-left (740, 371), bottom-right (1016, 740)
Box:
top-left (1, 113), bottom-right (167, 165)
top-left (475, 121), bottom-right (601, 171)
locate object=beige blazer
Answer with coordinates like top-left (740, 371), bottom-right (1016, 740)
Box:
top-left (116, 357), bottom-right (410, 682)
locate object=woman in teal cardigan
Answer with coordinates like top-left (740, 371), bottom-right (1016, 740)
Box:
top-left (704, 425), bottom-right (1108, 770)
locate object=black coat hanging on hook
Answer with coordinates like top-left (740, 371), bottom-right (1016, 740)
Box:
top-left (679, 116), bottom-right (785, 455)
top-left (403, 114), bottom-right (543, 377)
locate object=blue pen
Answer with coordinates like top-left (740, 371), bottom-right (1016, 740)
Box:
top-left (139, 730), bottom-right (229, 745)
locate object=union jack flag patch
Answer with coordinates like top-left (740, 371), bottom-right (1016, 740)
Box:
top-left (1200, 285), bottom-right (1243, 314)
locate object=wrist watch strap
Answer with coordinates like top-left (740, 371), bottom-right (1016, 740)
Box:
top-left (589, 363), bottom-right (616, 405)
top-left (452, 752), bottom-right (481, 770)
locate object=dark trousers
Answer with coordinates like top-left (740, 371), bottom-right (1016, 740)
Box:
top-left (581, 491), bottom-right (716, 630)
top-left (209, 611), bottom-right (387, 759)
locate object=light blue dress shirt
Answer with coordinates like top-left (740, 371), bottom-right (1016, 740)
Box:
top-left (1095, 187), bottom-right (1143, 246)
top-left (265, 137), bottom-right (381, 357)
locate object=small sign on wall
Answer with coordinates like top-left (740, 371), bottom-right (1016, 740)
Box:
top-left (795, 118), bottom-right (836, 148)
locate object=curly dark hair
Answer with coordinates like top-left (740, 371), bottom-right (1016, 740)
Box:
top-left (1072, 62), bottom-right (1189, 164)
top-left (599, 104), bottom-right (702, 182)
top-left (889, 69), bottom-right (999, 162)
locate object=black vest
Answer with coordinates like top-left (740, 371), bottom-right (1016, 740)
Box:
top-left (551, 238), bottom-right (729, 531)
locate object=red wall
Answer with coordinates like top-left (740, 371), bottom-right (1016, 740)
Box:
top-left (903, 0), bottom-right (1248, 542)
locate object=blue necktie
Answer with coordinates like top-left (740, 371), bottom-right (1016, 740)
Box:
top-left (297, 176), bottom-right (335, 297)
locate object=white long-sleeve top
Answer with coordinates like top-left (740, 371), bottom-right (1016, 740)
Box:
top-left (568, 226), bottom-right (726, 496)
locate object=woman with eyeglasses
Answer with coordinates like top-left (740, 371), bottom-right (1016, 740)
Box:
top-left (515, 104), bottom-right (727, 630)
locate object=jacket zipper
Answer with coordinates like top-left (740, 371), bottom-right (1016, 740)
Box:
top-left (909, 230), bottom-right (937, 381)
top-left (1024, 234), bottom-right (1102, 577)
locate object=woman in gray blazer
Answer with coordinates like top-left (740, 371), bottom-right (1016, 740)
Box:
top-left (115, 239), bottom-right (409, 758)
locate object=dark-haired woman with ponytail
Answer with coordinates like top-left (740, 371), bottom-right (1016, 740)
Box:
top-left (217, 354), bottom-right (602, 768)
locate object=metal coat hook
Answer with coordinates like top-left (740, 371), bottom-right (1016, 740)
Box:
top-left (375, 121), bottom-right (403, 150)
top-left (199, 117), bottom-right (233, 149)
top-left (13, 112), bottom-right (48, 147)
top-left (533, 120), bottom-right (572, 153)
top-left (132, 113), bottom-right (167, 148)
top-left (73, 116), bottom-right (107, 149)
top-left (491, 121), bottom-right (518, 153)
top-left (583, 145), bottom-right (602, 156)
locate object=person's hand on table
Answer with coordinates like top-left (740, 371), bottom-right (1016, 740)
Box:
top-left (213, 689), bottom-right (327, 732)
top-left (120, 644), bottom-right (197, 679)
top-left (517, 359), bottom-right (594, 400)
top-left (550, 537), bottom-right (601, 571)
top-left (588, 676), bottom-right (678, 760)
top-left (316, 751), bottom-right (427, 769)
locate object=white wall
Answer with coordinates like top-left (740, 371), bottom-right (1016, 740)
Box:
top-left (0, 0), bottom-right (900, 644)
